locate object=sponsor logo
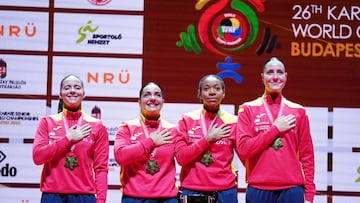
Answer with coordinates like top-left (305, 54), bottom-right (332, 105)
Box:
top-left (76, 20), bottom-right (122, 46)
top-left (88, 0), bottom-right (112, 6)
top-left (0, 151), bottom-right (17, 177)
top-left (176, 0), bottom-right (281, 83)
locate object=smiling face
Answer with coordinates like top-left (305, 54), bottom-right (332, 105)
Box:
top-left (262, 58), bottom-right (287, 95)
top-left (198, 75), bottom-right (225, 112)
top-left (139, 82), bottom-right (164, 120)
top-left (59, 75), bottom-right (85, 111)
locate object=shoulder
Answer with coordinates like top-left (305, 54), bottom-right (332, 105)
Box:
top-left (181, 109), bottom-right (202, 120)
top-left (161, 119), bottom-right (176, 128)
top-left (120, 118), bottom-right (141, 127)
top-left (284, 98), bottom-right (305, 109)
top-left (82, 113), bottom-right (109, 128)
top-left (83, 113), bottom-right (100, 122)
top-left (243, 97), bottom-right (262, 107)
top-left (47, 113), bottom-right (62, 121)
top-left (219, 110), bottom-right (237, 123)
top-left (237, 97), bottom-right (262, 114)
top-left (283, 98), bottom-right (308, 116)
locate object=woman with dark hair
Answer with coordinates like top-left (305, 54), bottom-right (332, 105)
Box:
top-left (175, 74), bottom-right (240, 203)
top-left (32, 74), bottom-right (109, 203)
top-left (114, 82), bottom-right (178, 203)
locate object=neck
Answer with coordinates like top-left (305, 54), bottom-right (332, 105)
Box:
top-left (64, 106), bottom-right (81, 112)
top-left (141, 113), bottom-right (160, 121)
top-left (264, 92), bottom-right (281, 101)
top-left (203, 105), bottom-right (219, 114)
top-left (63, 108), bottom-right (81, 113)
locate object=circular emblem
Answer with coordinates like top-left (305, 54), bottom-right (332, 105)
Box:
top-left (212, 13), bottom-right (249, 48)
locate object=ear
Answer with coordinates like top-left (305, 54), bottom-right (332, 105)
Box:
top-left (82, 91), bottom-right (86, 99)
top-left (261, 73), bottom-right (265, 83)
top-left (197, 89), bottom-right (202, 102)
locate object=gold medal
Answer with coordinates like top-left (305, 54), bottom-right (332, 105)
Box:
top-left (146, 160), bottom-right (160, 175)
top-left (62, 113), bottom-right (82, 171)
top-left (64, 155), bottom-right (79, 171)
top-left (272, 137), bottom-right (284, 150)
top-left (262, 97), bottom-right (286, 151)
top-left (199, 111), bottom-right (218, 167)
top-left (200, 152), bottom-right (214, 167)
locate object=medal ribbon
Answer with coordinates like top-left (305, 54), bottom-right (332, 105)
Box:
top-left (62, 112), bottom-right (83, 170)
top-left (200, 110), bottom-right (220, 137)
top-left (262, 96), bottom-right (285, 150)
top-left (199, 110), bottom-right (220, 167)
top-left (262, 96), bottom-right (285, 123)
top-left (62, 112), bottom-right (83, 152)
top-left (140, 117), bottom-right (162, 158)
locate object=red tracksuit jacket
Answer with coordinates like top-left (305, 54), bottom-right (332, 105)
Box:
top-left (236, 95), bottom-right (315, 202)
top-left (114, 117), bottom-right (178, 198)
top-left (175, 108), bottom-right (239, 191)
top-left (33, 110), bottom-right (109, 203)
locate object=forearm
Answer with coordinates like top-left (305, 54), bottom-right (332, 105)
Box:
top-left (175, 137), bottom-right (209, 165)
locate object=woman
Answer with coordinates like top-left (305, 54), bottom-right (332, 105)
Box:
top-left (114, 82), bottom-right (178, 203)
top-left (32, 74), bottom-right (109, 203)
top-left (175, 74), bottom-right (240, 203)
top-left (236, 57), bottom-right (315, 203)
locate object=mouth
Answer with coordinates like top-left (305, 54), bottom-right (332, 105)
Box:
top-left (269, 82), bottom-right (283, 86)
top-left (66, 95), bottom-right (79, 101)
top-left (147, 103), bottom-right (158, 107)
top-left (207, 98), bottom-right (218, 102)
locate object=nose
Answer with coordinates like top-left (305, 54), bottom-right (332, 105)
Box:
top-left (272, 73), bottom-right (280, 80)
top-left (208, 89), bottom-right (216, 95)
top-left (68, 86), bottom-right (77, 92)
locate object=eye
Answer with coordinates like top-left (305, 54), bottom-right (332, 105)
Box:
top-left (202, 87), bottom-right (210, 92)
top-left (276, 70), bottom-right (285, 75)
top-left (63, 85), bottom-right (71, 90)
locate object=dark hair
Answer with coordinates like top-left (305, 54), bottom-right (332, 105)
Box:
top-left (198, 74), bottom-right (225, 92)
top-left (139, 82), bottom-right (163, 98)
top-left (263, 56), bottom-right (285, 71)
top-left (57, 99), bottom-right (64, 113)
top-left (59, 74), bottom-right (84, 92)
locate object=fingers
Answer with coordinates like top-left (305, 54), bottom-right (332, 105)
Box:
top-left (79, 124), bottom-right (92, 137)
top-left (283, 114), bottom-right (296, 127)
top-left (68, 124), bottom-right (92, 141)
top-left (206, 124), bottom-right (231, 142)
top-left (274, 114), bottom-right (296, 132)
top-left (151, 129), bottom-right (173, 145)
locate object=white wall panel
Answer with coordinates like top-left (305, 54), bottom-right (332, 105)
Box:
top-left (0, 11), bottom-right (49, 51)
top-left (53, 13), bottom-right (143, 54)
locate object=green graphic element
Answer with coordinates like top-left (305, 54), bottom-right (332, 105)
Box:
top-left (76, 20), bottom-right (99, 44)
top-left (217, 26), bottom-right (225, 37)
top-left (356, 166), bottom-right (360, 182)
top-left (176, 24), bottom-right (202, 54)
top-left (231, 0), bottom-right (259, 51)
